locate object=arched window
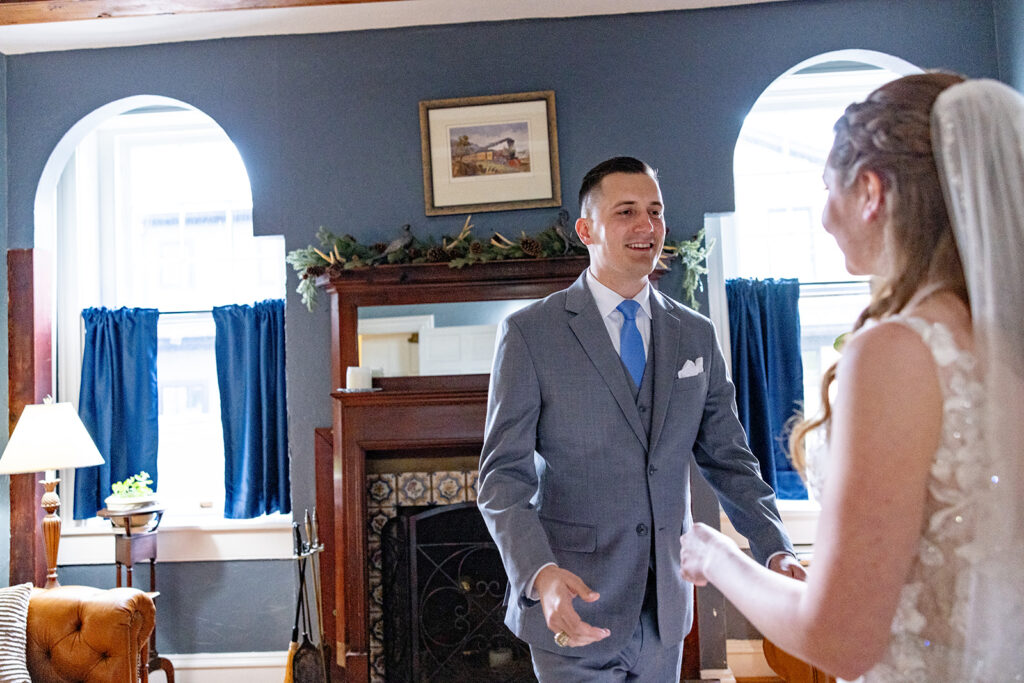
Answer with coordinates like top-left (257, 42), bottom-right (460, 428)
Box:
top-left (728, 52), bottom-right (918, 419)
top-left (43, 100), bottom-right (286, 523)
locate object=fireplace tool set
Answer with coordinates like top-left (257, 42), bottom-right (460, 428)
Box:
top-left (286, 509), bottom-right (329, 683)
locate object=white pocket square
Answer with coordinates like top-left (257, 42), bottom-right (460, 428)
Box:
top-left (677, 357), bottom-right (704, 378)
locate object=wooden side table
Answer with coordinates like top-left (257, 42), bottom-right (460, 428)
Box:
top-left (98, 505), bottom-right (176, 683)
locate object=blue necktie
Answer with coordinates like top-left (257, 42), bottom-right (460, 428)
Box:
top-left (617, 300), bottom-right (646, 388)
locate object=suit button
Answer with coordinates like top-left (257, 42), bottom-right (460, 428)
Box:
top-left (636, 523), bottom-right (648, 536)
top-left (648, 465), bottom-right (657, 476)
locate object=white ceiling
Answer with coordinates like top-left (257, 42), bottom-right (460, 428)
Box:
top-left (0, 0), bottom-right (791, 55)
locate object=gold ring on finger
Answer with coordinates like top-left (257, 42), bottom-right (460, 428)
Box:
top-left (554, 630), bottom-right (570, 647)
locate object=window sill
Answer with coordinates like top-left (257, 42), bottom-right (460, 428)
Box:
top-left (719, 498), bottom-right (820, 549)
top-left (58, 515), bottom-right (293, 565)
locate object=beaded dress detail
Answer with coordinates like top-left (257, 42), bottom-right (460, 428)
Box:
top-left (826, 317), bottom-right (988, 682)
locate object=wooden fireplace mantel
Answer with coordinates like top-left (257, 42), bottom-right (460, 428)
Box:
top-left (315, 256), bottom-right (591, 681)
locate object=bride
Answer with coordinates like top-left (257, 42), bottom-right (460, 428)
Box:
top-left (679, 73), bottom-right (1024, 682)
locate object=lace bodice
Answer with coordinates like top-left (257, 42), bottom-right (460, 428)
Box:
top-left (815, 317), bottom-right (989, 682)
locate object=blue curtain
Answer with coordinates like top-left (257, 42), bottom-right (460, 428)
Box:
top-left (213, 299), bottom-right (290, 518)
top-left (726, 278), bottom-right (807, 500)
top-left (74, 307), bottom-right (160, 519)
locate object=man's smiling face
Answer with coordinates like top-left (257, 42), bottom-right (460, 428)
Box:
top-left (576, 171), bottom-right (666, 297)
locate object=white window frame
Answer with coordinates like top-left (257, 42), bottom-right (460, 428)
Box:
top-left (711, 51), bottom-right (922, 547)
top-left (706, 215), bottom-right (822, 547)
top-left (50, 103), bottom-right (290, 563)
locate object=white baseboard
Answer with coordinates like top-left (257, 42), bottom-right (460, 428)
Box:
top-left (727, 638), bottom-right (776, 678)
top-left (156, 651), bottom-right (287, 683)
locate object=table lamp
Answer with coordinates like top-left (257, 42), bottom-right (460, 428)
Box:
top-left (0, 397), bottom-right (104, 588)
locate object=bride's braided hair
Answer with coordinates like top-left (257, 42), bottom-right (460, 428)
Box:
top-left (789, 72), bottom-right (969, 474)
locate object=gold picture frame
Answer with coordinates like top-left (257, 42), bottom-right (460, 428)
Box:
top-left (419, 90), bottom-right (561, 216)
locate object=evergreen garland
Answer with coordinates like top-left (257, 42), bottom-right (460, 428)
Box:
top-left (286, 214), bottom-right (712, 311)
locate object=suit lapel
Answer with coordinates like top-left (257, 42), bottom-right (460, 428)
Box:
top-left (649, 289), bottom-right (682, 454)
top-left (566, 273), bottom-right (649, 450)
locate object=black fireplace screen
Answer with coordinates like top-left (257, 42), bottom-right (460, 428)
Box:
top-left (383, 502), bottom-right (537, 682)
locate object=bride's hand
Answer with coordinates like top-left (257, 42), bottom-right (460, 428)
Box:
top-left (679, 522), bottom-right (735, 585)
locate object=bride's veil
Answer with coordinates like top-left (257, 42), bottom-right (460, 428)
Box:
top-left (932, 78), bottom-right (1024, 680)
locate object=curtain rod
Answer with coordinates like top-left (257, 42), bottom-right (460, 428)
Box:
top-left (798, 279), bottom-right (869, 287)
top-left (726, 278), bottom-right (868, 286)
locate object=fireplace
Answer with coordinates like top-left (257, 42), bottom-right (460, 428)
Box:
top-left (382, 503), bottom-right (535, 682)
top-left (314, 257), bottom-right (590, 682)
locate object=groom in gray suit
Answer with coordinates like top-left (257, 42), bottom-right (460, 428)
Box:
top-left (478, 157), bottom-right (805, 681)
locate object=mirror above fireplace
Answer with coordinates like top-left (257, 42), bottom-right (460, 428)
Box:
top-left (357, 299), bottom-right (536, 377)
top-left (319, 255), bottom-right (592, 390)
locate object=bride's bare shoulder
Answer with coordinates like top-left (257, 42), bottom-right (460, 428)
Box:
top-left (838, 317), bottom-right (943, 396)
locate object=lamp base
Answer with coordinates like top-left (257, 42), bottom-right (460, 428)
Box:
top-left (40, 478), bottom-right (62, 589)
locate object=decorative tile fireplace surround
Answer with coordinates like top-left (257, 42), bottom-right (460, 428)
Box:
top-left (365, 469), bottom-right (480, 682)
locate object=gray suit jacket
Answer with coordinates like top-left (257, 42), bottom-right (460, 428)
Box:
top-left (477, 271), bottom-right (793, 657)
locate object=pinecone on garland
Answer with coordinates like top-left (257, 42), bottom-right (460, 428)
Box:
top-left (327, 262), bottom-right (345, 278)
top-left (426, 246), bottom-right (447, 262)
top-left (520, 236), bottom-right (543, 258)
top-left (469, 241), bottom-right (484, 255)
top-left (371, 242), bottom-right (388, 254)
top-left (407, 247), bottom-right (422, 259)
top-left (307, 265), bottom-right (326, 277)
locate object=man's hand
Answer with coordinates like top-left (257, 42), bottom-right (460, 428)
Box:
top-left (768, 553), bottom-right (807, 581)
top-left (533, 565), bottom-right (611, 648)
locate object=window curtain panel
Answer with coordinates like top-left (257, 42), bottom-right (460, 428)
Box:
top-left (213, 299), bottom-right (290, 518)
top-left (74, 307), bottom-right (160, 519)
top-left (726, 278), bottom-right (808, 500)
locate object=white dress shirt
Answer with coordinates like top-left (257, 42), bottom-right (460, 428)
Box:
top-left (586, 271), bottom-right (652, 360)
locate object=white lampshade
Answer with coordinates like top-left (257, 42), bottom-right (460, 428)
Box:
top-left (0, 401), bottom-right (104, 474)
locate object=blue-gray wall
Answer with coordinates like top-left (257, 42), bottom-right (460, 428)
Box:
top-left (1, 0), bottom-right (1004, 664)
top-left (0, 51), bottom-right (8, 587)
top-left (996, 0), bottom-right (1024, 90)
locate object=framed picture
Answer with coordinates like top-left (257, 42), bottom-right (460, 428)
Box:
top-left (419, 90), bottom-right (561, 216)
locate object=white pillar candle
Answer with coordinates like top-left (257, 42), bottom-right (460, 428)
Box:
top-left (346, 366), bottom-right (373, 390)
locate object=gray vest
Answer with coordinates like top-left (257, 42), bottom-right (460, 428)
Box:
top-left (624, 336), bottom-right (655, 441)
top-left (628, 339), bottom-right (657, 574)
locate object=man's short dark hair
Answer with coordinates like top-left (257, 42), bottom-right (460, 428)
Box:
top-left (578, 156), bottom-right (658, 215)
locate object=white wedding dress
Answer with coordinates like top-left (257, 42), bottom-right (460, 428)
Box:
top-left (839, 316), bottom-right (988, 683)
top-left (810, 77), bottom-right (1024, 683)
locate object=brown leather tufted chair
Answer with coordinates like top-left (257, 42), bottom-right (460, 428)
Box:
top-left (26, 585), bottom-right (156, 683)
